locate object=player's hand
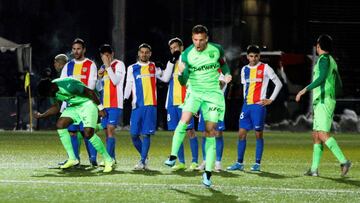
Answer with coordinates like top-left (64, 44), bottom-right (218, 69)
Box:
top-left (98, 68), bottom-right (105, 77)
top-left (224, 74), bottom-right (232, 83)
top-left (296, 88), bottom-right (307, 102)
top-left (260, 99), bottom-right (273, 106)
top-left (170, 51), bottom-right (181, 64)
top-left (101, 54), bottom-right (111, 67)
top-left (99, 110), bottom-right (107, 118)
top-left (34, 112), bottom-right (43, 119)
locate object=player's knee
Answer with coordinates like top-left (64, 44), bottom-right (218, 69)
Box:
top-left (255, 131), bottom-right (263, 139)
top-left (83, 128), bottom-right (94, 139)
top-left (56, 121), bottom-right (68, 129)
top-left (186, 129), bottom-right (196, 138)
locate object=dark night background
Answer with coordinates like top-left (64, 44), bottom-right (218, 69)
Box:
top-left (1, 0), bottom-right (360, 129)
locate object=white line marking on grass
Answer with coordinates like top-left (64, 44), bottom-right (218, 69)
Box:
top-left (1, 179), bottom-right (359, 194)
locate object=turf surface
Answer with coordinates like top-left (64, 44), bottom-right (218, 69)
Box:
top-left (0, 130), bottom-right (359, 202)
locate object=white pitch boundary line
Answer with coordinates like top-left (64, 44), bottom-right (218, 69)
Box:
top-left (1, 179), bottom-right (359, 194)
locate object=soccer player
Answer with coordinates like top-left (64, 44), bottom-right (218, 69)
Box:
top-left (54, 54), bottom-right (68, 75)
top-left (164, 25), bottom-right (232, 187)
top-left (35, 77), bottom-right (115, 172)
top-left (227, 45), bottom-right (282, 172)
top-left (197, 74), bottom-right (227, 172)
top-left (60, 38), bottom-right (98, 166)
top-left (124, 43), bottom-right (173, 170)
top-left (296, 34), bottom-right (351, 177)
top-left (96, 44), bottom-right (126, 164)
top-left (164, 37), bottom-right (199, 171)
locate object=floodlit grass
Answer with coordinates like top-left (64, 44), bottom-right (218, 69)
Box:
top-left (0, 130), bottom-right (359, 202)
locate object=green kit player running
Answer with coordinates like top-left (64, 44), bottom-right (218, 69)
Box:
top-left (296, 34), bottom-right (351, 177)
top-left (164, 25), bottom-right (232, 187)
top-left (35, 77), bottom-right (115, 172)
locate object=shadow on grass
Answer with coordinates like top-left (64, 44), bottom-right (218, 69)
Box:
top-left (129, 169), bottom-right (163, 176)
top-left (169, 170), bottom-right (241, 178)
top-left (245, 171), bottom-right (300, 179)
top-left (171, 188), bottom-right (248, 203)
top-left (32, 166), bottom-right (125, 178)
top-left (320, 176), bottom-right (360, 187)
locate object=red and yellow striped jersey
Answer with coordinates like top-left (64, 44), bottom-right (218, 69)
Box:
top-left (60, 58), bottom-right (97, 90)
top-left (241, 62), bottom-right (278, 104)
top-left (100, 59), bottom-right (126, 108)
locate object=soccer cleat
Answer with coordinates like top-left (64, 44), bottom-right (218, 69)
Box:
top-left (134, 161), bottom-right (145, 170)
top-left (144, 158), bottom-right (149, 170)
top-left (340, 160), bottom-right (352, 177)
top-left (196, 161), bottom-right (206, 171)
top-left (60, 159), bottom-right (79, 169)
top-left (304, 169), bottom-right (319, 177)
top-left (172, 163), bottom-right (187, 171)
top-left (90, 159), bottom-right (98, 167)
top-left (202, 172), bottom-right (212, 187)
top-left (103, 159), bottom-right (115, 173)
top-left (214, 161), bottom-right (222, 172)
top-left (251, 163), bottom-right (261, 171)
top-left (227, 162), bottom-right (244, 171)
top-left (164, 159), bottom-right (176, 167)
top-left (58, 160), bottom-right (68, 166)
top-left (98, 161), bottom-right (105, 167)
top-left (189, 162), bottom-right (199, 171)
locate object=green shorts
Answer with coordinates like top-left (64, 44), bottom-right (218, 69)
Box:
top-left (60, 100), bottom-right (98, 129)
top-left (181, 89), bottom-right (225, 123)
top-left (313, 98), bottom-right (336, 132)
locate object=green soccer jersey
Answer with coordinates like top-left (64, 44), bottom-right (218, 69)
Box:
top-left (52, 77), bottom-right (90, 105)
top-left (179, 42), bottom-right (230, 92)
top-left (306, 54), bottom-right (342, 103)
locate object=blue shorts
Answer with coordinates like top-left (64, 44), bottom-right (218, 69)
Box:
top-left (167, 106), bottom-right (194, 131)
top-left (130, 106), bottom-right (157, 136)
top-left (239, 104), bottom-right (266, 131)
top-left (101, 108), bottom-right (122, 128)
top-left (67, 122), bottom-right (84, 132)
top-left (197, 111), bottom-right (226, 132)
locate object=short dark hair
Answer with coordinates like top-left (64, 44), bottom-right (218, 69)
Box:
top-left (317, 34), bottom-right (333, 52)
top-left (37, 79), bottom-right (52, 97)
top-left (192, 25), bottom-right (208, 35)
top-left (246, 45), bottom-right (260, 54)
top-left (99, 44), bottom-right (113, 54)
top-left (72, 38), bottom-right (86, 48)
top-left (138, 43), bottom-right (152, 51)
top-left (168, 37), bottom-right (183, 46)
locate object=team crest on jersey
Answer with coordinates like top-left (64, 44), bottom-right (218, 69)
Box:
top-left (257, 70), bottom-right (263, 75)
top-left (209, 52), bottom-right (215, 58)
top-left (82, 67), bottom-right (88, 72)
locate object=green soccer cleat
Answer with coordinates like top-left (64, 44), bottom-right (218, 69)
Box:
top-left (172, 163), bottom-right (187, 171)
top-left (189, 162), bottom-right (199, 171)
top-left (60, 159), bottom-right (79, 169)
top-left (103, 159), bottom-right (115, 173)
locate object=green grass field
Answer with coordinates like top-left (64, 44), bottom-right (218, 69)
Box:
top-left (0, 130), bottom-right (359, 202)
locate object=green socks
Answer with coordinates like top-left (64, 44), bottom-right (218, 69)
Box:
top-left (325, 137), bottom-right (347, 164)
top-left (57, 129), bottom-right (76, 160)
top-left (171, 121), bottom-right (188, 156)
top-left (205, 137), bottom-right (216, 172)
top-left (89, 134), bottom-right (112, 162)
top-left (311, 144), bottom-right (323, 171)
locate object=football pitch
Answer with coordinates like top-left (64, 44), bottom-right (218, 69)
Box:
top-left (0, 130), bottom-right (359, 202)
